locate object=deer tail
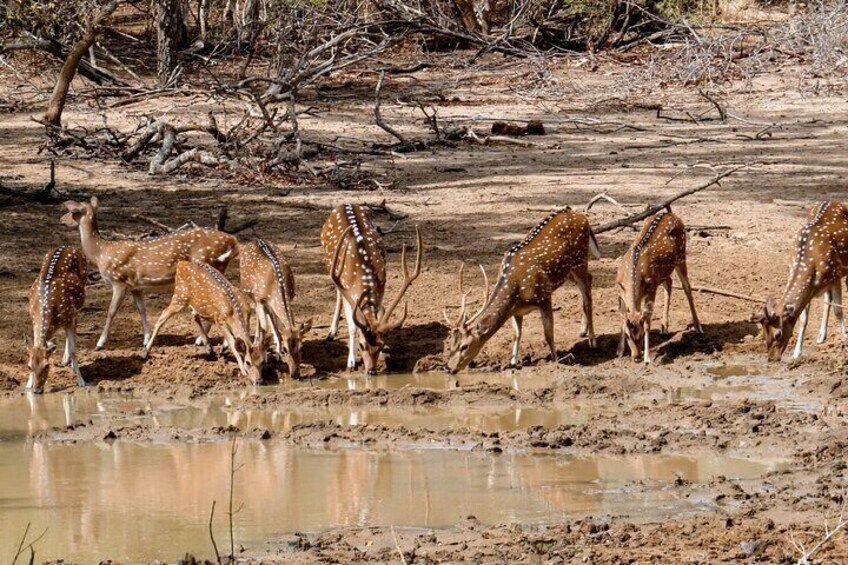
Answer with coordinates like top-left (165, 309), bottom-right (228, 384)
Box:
top-left (588, 230), bottom-right (601, 260)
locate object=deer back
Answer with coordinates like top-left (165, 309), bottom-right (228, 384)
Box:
top-left (240, 240), bottom-right (295, 322)
top-left (618, 211), bottom-right (685, 309)
top-left (781, 201), bottom-right (848, 312)
top-left (100, 228), bottom-right (237, 288)
top-left (175, 261), bottom-right (251, 338)
top-left (28, 246), bottom-right (87, 344)
top-left (476, 208), bottom-right (592, 331)
top-left (320, 204), bottom-right (387, 315)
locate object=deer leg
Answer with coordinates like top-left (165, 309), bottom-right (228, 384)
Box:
top-left (617, 328), bottom-right (627, 358)
top-left (792, 305), bottom-right (810, 359)
top-left (343, 300), bottom-right (358, 370)
top-left (222, 327), bottom-right (248, 375)
top-left (675, 262), bottom-right (703, 334)
top-left (61, 333), bottom-right (72, 367)
top-left (143, 301), bottom-right (184, 359)
top-left (193, 314), bottom-right (213, 356)
top-left (260, 302), bottom-right (283, 356)
top-left (66, 324), bottom-right (85, 387)
top-left (510, 315), bottom-right (523, 367)
top-left (540, 301), bottom-right (557, 362)
top-left (328, 289), bottom-right (343, 341)
top-left (97, 283), bottom-right (127, 350)
top-left (572, 267), bottom-right (596, 347)
top-left (817, 288), bottom-right (833, 344)
top-left (643, 318), bottom-right (652, 364)
top-left (832, 282), bottom-right (847, 338)
top-left (661, 279), bottom-right (672, 336)
top-left (131, 290), bottom-right (150, 347)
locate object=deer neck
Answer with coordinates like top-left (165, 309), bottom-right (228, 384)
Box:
top-left (780, 265), bottom-right (817, 323)
top-left (77, 217), bottom-right (104, 265)
top-left (474, 283), bottom-right (516, 340)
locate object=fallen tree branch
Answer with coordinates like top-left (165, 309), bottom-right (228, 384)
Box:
top-left (584, 192), bottom-right (628, 213)
top-left (673, 284), bottom-right (765, 304)
top-left (593, 165), bottom-right (748, 234)
top-left (374, 71), bottom-right (410, 149)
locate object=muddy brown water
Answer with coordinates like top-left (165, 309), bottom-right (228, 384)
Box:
top-left (0, 440), bottom-right (788, 563)
top-left (0, 367), bottom-right (800, 563)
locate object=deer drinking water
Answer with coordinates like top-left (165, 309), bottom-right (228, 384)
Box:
top-left (616, 209), bottom-right (702, 363)
top-left (26, 246), bottom-right (87, 393)
top-left (444, 207), bottom-right (599, 374)
top-left (240, 239), bottom-right (312, 379)
top-left (142, 260), bottom-right (265, 383)
top-left (320, 204), bottom-right (422, 375)
top-left (756, 200), bottom-right (848, 361)
top-left (61, 197), bottom-right (238, 349)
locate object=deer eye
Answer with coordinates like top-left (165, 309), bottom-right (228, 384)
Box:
top-left (460, 344), bottom-right (469, 352)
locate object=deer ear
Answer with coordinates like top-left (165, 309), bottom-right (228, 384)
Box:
top-left (63, 200), bottom-right (80, 212)
top-left (45, 341), bottom-right (57, 354)
top-left (301, 318), bottom-right (313, 333)
top-left (234, 338), bottom-right (248, 355)
top-left (641, 301), bottom-right (654, 318)
top-left (89, 196), bottom-right (99, 210)
top-left (618, 297), bottom-right (627, 315)
top-left (783, 304), bottom-right (795, 319)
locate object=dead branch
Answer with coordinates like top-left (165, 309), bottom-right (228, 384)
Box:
top-left (374, 71), bottom-right (410, 149)
top-left (674, 284), bottom-right (764, 304)
top-left (698, 89), bottom-right (727, 121)
top-left (365, 199), bottom-right (408, 221)
top-left (584, 192), bottom-right (628, 213)
top-left (593, 165), bottom-right (749, 234)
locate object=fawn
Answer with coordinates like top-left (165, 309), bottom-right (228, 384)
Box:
top-left (143, 260), bottom-right (264, 383)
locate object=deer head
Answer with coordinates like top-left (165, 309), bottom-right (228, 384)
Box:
top-left (330, 225), bottom-right (422, 375)
top-left (25, 334), bottom-right (56, 394)
top-left (755, 296), bottom-right (794, 362)
top-left (61, 197), bottom-right (99, 228)
top-left (280, 319), bottom-right (312, 379)
top-left (444, 263), bottom-right (490, 374)
top-left (618, 294), bottom-right (653, 361)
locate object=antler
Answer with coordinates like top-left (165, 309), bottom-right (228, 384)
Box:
top-left (468, 264), bottom-right (489, 323)
top-left (378, 225), bottom-right (423, 332)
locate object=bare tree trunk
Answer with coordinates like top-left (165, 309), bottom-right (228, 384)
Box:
top-left (43, 1), bottom-right (119, 126)
top-left (241, 0), bottom-right (262, 47)
top-left (198, 0), bottom-right (208, 40)
top-left (157, 0), bottom-right (187, 85)
top-left (453, 0), bottom-right (483, 33)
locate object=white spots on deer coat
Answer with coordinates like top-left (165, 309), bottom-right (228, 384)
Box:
top-left (29, 247), bottom-right (86, 346)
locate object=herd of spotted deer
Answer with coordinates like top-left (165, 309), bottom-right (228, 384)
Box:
top-left (23, 197), bottom-right (848, 393)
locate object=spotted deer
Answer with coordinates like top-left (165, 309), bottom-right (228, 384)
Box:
top-left (240, 239), bottom-right (312, 379)
top-left (616, 209), bottom-right (702, 363)
top-left (142, 260), bottom-right (264, 383)
top-left (320, 204), bottom-right (423, 375)
top-left (444, 207), bottom-right (599, 374)
top-left (26, 246), bottom-right (87, 393)
top-left (756, 200), bottom-right (848, 361)
top-left (61, 197), bottom-right (238, 349)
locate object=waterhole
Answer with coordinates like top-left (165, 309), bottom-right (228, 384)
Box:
top-left (0, 442), bottom-right (787, 563)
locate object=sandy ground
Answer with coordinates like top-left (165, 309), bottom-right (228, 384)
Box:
top-left (2, 50), bottom-right (848, 563)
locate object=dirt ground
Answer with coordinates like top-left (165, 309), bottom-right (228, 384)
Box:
top-left (3, 50), bottom-right (848, 563)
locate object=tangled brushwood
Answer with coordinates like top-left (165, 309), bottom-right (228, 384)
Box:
top-left (3, 0), bottom-right (848, 182)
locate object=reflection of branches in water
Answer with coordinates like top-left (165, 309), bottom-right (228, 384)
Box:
top-left (228, 432), bottom-right (244, 560)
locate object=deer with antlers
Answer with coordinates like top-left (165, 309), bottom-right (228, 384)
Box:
top-left (240, 239), bottom-right (312, 379)
top-left (756, 200), bottom-right (848, 361)
top-left (142, 260), bottom-right (265, 383)
top-left (61, 197), bottom-right (238, 350)
top-left (26, 246), bottom-right (87, 393)
top-left (616, 208), bottom-right (703, 363)
top-left (444, 207), bottom-right (599, 374)
top-left (321, 204), bottom-right (422, 375)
